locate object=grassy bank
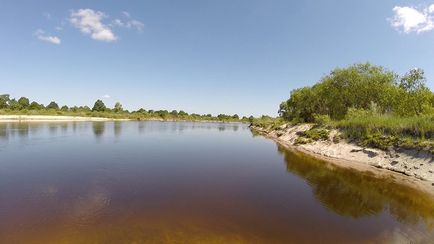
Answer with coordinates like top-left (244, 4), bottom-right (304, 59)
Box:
top-left (250, 114), bottom-right (434, 152)
top-left (332, 115), bottom-right (434, 151)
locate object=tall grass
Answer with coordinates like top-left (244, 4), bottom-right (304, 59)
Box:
top-left (333, 115), bottom-right (434, 139)
top-left (329, 114), bottom-right (434, 150)
top-left (250, 117), bottom-right (285, 130)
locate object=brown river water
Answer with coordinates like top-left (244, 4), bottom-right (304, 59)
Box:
top-left (0, 121), bottom-right (433, 243)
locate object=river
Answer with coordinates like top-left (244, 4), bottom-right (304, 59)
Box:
top-left (0, 121), bottom-right (433, 243)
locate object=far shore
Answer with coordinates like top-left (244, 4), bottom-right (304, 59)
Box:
top-left (250, 124), bottom-right (434, 197)
top-left (0, 115), bottom-right (246, 124)
top-left (0, 115), bottom-right (130, 122)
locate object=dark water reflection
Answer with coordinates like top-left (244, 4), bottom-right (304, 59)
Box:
top-left (0, 121), bottom-right (433, 243)
top-left (92, 122), bottom-right (105, 138)
top-left (278, 145), bottom-right (434, 225)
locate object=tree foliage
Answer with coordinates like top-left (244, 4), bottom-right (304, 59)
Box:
top-left (0, 95), bottom-right (249, 122)
top-left (279, 63), bottom-right (433, 122)
top-left (0, 94), bottom-right (10, 109)
top-left (92, 100), bottom-right (106, 112)
top-left (46, 101), bottom-right (59, 110)
top-left (29, 101), bottom-right (44, 110)
top-left (114, 102), bottom-right (123, 113)
top-left (18, 97), bottom-right (30, 109)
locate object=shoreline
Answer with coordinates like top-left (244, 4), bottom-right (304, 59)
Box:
top-left (0, 115), bottom-right (246, 124)
top-left (0, 115), bottom-right (129, 122)
top-left (250, 124), bottom-right (434, 195)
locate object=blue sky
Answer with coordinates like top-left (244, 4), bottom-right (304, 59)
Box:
top-left (1, 0), bottom-right (434, 116)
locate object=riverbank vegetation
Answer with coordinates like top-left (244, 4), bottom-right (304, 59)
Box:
top-left (0, 96), bottom-right (250, 123)
top-left (254, 63), bottom-right (434, 151)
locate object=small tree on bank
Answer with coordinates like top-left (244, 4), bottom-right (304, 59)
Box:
top-left (92, 100), bottom-right (106, 112)
top-left (29, 101), bottom-right (44, 110)
top-left (113, 102), bottom-right (123, 113)
top-left (18, 97), bottom-right (30, 109)
top-left (0, 94), bottom-right (10, 109)
top-left (46, 101), bottom-right (59, 110)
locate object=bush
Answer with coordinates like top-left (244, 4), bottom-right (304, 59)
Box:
top-left (302, 128), bottom-right (330, 141)
top-left (295, 137), bottom-right (313, 145)
top-left (313, 114), bottom-right (331, 126)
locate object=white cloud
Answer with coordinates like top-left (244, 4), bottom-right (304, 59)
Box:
top-left (34, 29), bottom-right (61, 44)
top-left (70, 9), bottom-right (117, 42)
top-left (389, 5), bottom-right (434, 33)
top-left (102, 94), bottom-right (111, 99)
top-left (121, 11), bottom-right (131, 18)
top-left (429, 4), bottom-right (434, 13)
top-left (112, 12), bottom-right (144, 33)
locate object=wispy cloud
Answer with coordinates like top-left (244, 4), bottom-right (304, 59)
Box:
top-left (70, 9), bottom-right (117, 42)
top-left (102, 94), bottom-right (111, 99)
top-left (121, 11), bottom-right (131, 18)
top-left (34, 29), bottom-right (61, 44)
top-left (112, 11), bottom-right (144, 33)
top-left (43, 12), bottom-right (52, 20)
top-left (389, 4), bottom-right (434, 33)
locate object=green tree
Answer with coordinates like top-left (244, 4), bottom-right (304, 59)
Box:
top-left (155, 110), bottom-right (169, 118)
top-left (61, 105), bottom-right (69, 111)
top-left (92, 100), bottom-right (106, 112)
top-left (113, 102), bottom-right (123, 113)
top-left (46, 101), bottom-right (59, 110)
top-left (280, 63), bottom-right (397, 121)
top-left (18, 97), bottom-right (30, 109)
top-left (8, 99), bottom-right (21, 110)
top-left (136, 108), bottom-right (146, 113)
top-left (70, 106), bottom-right (79, 112)
top-left (395, 68), bottom-right (432, 116)
top-left (178, 110), bottom-right (188, 116)
top-left (399, 68), bottom-right (426, 92)
top-left (29, 101), bottom-right (44, 110)
top-left (80, 106), bottom-right (91, 111)
top-left (0, 94), bottom-right (10, 109)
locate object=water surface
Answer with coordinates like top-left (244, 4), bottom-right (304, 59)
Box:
top-left (0, 121), bottom-right (433, 243)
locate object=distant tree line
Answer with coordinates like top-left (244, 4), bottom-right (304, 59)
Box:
top-left (0, 96), bottom-right (250, 122)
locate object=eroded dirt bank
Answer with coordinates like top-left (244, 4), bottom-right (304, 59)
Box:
top-left (250, 123), bottom-right (434, 193)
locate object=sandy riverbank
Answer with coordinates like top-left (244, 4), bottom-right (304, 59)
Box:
top-left (251, 124), bottom-right (434, 194)
top-left (0, 115), bottom-right (130, 122)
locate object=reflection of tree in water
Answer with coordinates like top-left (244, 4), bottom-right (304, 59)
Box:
top-left (92, 122), bottom-right (105, 138)
top-left (138, 122), bottom-right (146, 134)
top-left (277, 145), bottom-right (434, 227)
top-left (0, 123), bottom-right (8, 140)
top-left (72, 122), bottom-right (78, 133)
top-left (48, 124), bottom-right (58, 135)
top-left (232, 125), bottom-right (239, 132)
top-left (60, 123), bottom-right (68, 133)
top-left (114, 121), bottom-right (122, 137)
top-left (29, 123), bottom-right (43, 135)
top-left (1, 123), bottom-right (45, 142)
top-left (14, 123), bottom-right (29, 138)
